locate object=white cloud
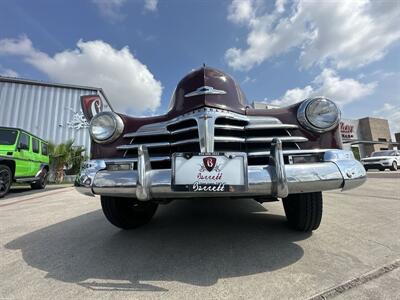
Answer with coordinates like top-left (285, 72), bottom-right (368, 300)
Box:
top-left (271, 68), bottom-right (376, 107)
top-left (92, 0), bottom-right (127, 22)
top-left (275, 0), bottom-right (286, 13)
top-left (0, 65), bottom-right (19, 77)
top-left (0, 36), bottom-right (163, 114)
top-left (144, 0), bottom-right (158, 12)
top-left (228, 0), bottom-right (256, 24)
top-left (226, 0), bottom-right (400, 71)
top-left (373, 103), bottom-right (400, 136)
top-left (242, 75), bottom-right (256, 84)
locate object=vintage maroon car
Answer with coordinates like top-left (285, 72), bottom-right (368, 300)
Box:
top-left (75, 66), bottom-right (366, 232)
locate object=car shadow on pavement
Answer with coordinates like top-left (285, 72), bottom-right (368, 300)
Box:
top-left (5, 198), bottom-right (310, 292)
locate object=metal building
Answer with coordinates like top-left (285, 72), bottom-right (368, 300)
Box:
top-left (0, 76), bottom-right (112, 151)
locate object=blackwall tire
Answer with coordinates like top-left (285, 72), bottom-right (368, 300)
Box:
top-left (282, 192), bottom-right (323, 232)
top-left (0, 165), bottom-right (12, 198)
top-left (31, 169), bottom-right (48, 190)
top-left (390, 161), bottom-right (398, 171)
top-left (101, 196), bottom-right (158, 229)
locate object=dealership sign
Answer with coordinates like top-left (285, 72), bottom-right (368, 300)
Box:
top-left (340, 119), bottom-right (359, 140)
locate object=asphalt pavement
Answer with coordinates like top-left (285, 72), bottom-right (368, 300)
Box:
top-left (0, 177), bottom-right (399, 299)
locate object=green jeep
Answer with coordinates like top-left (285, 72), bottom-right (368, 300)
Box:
top-left (0, 127), bottom-right (50, 198)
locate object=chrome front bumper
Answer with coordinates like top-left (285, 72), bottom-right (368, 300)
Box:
top-left (75, 140), bottom-right (366, 200)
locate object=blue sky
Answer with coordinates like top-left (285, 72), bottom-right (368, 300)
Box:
top-left (0, 0), bottom-right (399, 133)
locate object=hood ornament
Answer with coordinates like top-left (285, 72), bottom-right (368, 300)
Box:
top-left (184, 86), bottom-right (227, 98)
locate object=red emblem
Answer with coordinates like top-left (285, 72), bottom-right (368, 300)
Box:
top-left (203, 157), bottom-right (217, 172)
top-left (81, 95), bottom-right (104, 121)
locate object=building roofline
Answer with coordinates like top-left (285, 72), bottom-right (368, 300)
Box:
top-left (0, 76), bottom-right (114, 112)
top-left (0, 76), bottom-right (101, 91)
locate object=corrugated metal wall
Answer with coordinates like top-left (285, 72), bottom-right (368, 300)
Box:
top-left (0, 80), bottom-right (106, 152)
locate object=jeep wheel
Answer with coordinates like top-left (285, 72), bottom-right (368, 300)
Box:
top-left (0, 165), bottom-right (12, 198)
top-left (31, 169), bottom-right (48, 190)
top-left (101, 196), bottom-right (158, 229)
top-left (390, 161), bottom-right (398, 171)
top-left (282, 192), bottom-right (322, 232)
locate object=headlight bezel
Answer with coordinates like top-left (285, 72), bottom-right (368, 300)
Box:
top-left (297, 97), bottom-right (341, 133)
top-left (89, 112), bottom-right (124, 144)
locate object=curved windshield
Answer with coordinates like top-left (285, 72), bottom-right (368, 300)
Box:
top-left (0, 129), bottom-right (18, 145)
top-left (371, 150), bottom-right (395, 157)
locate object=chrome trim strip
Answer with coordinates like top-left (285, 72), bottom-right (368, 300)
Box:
top-left (171, 138), bottom-right (199, 146)
top-left (245, 124), bottom-right (298, 130)
top-left (117, 142), bottom-right (170, 150)
top-left (214, 136), bottom-right (245, 143)
top-left (246, 136), bottom-right (308, 143)
top-left (170, 126), bottom-right (198, 135)
top-left (106, 156), bottom-right (171, 163)
top-left (248, 148), bottom-right (329, 157)
top-left (214, 124), bottom-right (245, 130)
top-left (117, 139), bottom-right (200, 150)
top-left (124, 130), bottom-right (169, 138)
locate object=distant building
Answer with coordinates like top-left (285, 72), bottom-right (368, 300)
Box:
top-left (395, 132), bottom-right (400, 144)
top-left (0, 76), bottom-right (112, 151)
top-left (340, 117), bottom-right (398, 158)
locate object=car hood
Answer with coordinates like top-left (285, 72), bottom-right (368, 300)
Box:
top-left (167, 66), bottom-right (248, 116)
top-left (362, 156), bottom-right (393, 161)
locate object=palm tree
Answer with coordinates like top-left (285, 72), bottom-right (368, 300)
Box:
top-left (48, 140), bottom-right (86, 183)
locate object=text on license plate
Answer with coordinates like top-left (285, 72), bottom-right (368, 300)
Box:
top-left (172, 153), bottom-right (247, 192)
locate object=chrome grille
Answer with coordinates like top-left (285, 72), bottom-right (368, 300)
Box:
top-left (117, 108), bottom-right (308, 168)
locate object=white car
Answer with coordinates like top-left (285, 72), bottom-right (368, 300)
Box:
top-left (361, 150), bottom-right (400, 171)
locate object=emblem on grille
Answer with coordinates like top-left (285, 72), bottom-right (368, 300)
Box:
top-left (203, 157), bottom-right (217, 172)
top-left (184, 86), bottom-right (227, 98)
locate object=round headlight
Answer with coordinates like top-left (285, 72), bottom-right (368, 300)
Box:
top-left (89, 112), bottom-right (124, 143)
top-left (297, 97), bottom-right (340, 132)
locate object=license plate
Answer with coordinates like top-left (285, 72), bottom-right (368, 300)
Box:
top-left (172, 152), bottom-right (248, 192)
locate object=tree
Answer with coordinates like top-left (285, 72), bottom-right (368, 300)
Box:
top-left (48, 140), bottom-right (86, 183)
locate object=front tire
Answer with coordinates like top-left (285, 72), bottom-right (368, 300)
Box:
top-left (390, 161), bottom-right (398, 171)
top-left (101, 196), bottom-right (158, 229)
top-left (31, 169), bottom-right (48, 190)
top-left (0, 165), bottom-right (12, 198)
top-left (282, 192), bottom-right (323, 232)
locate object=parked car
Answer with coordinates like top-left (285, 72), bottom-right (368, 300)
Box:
top-left (0, 127), bottom-right (49, 198)
top-left (361, 150), bottom-right (400, 171)
top-left (76, 67), bottom-right (366, 232)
